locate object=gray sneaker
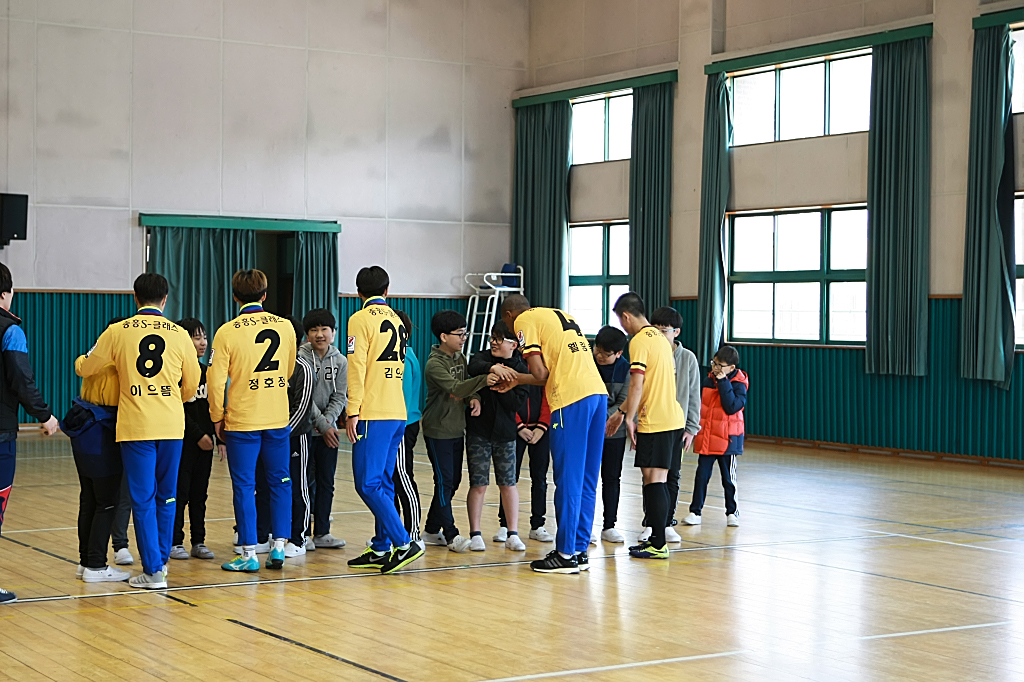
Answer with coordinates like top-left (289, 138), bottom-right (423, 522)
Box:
top-left (169, 545), bottom-right (189, 560)
top-left (303, 536), bottom-right (316, 551)
top-left (191, 544), bottom-right (215, 559)
top-left (313, 533), bottom-right (346, 549)
top-left (128, 571), bottom-right (167, 590)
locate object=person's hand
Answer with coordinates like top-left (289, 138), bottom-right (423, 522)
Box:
top-left (40, 415), bottom-right (59, 436)
top-left (493, 373), bottom-right (520, 393)
top-left (605, 411), bottom-right (624, 437)
top-left (682, 431), bottom-right (695, 452)
top-left (346, 415), bottom-right (360, 444)
top-left (489, 364), bottom-right (517, 382)
top-left (324, 426), bottom-right (341, 449)
top-left (518, 428), bottom-right (533, 444)
top-left (625, 419), bottom-right (637, 450)
top-left (486, 373), bottom-right (500, 386)
top-left (531, 427), bottom-right (545, 443)
top-left (214, 421), bottom-right (225, 442)
top-left (198, 434), bottom-right (214, 451)
top-left (469, 398), bottom-right (482, 417)
top-left (217, 444), bottom-right (227, 461)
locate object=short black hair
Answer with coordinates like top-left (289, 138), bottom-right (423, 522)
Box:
top-left (134, 273), bottom-right (169, 305)
top-left (176, 317), bottom-right (206, 338)
top-left (0, 262), bottom-right (11, 295)
top-left (394, 309), bottom-right (413, 339)
top-left (431, 309), bottom-right (467, 340)
top-left (715, 345), bottom-right (740, 367)
top-left (594, 326), bottom-right (627, 353)
top-left (356, 266), bottom-right (389, 298)
top-left (303, 308), bottom-right (336, 333)
top-left (612, 291), bottom-right (645, 318)
top-left (650, 306), bottom-right (682, 330)
top-left (287, 315), bottom-right (305, 345)
top-left (500, 294), bottom-right (530, 316)
top-left (491, 320), bottom-right (516, 342)
top-left (231, 269), bottom-right (268, 303)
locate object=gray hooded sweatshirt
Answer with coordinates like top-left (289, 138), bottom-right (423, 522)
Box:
top-left (298, 342), bottom-right (348, 435)
top-left (674, 341), bottom-right (702, 435)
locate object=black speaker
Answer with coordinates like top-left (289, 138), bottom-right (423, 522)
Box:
top-left (0, 194), bottom-right (27, 248)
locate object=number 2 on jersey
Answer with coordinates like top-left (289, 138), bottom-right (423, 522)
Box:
top-left (254, 329), bottom-right (281, 372)
top-left (136, 334), bottom-right (165, 378)
top-left (376, 319), bottom-right (408, 362)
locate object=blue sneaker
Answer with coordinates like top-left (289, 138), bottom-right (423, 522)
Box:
top-left (221, 555), bottom-right (260, 573)
top-left (266, 545), bottom-right (285, 570)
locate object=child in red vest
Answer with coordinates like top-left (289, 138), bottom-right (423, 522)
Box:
top-left (682, 345), bottom-right (748, 527)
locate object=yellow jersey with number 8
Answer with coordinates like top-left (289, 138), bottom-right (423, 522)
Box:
top-left (514, 307), bottom-right (606, 412)
top-left (208, 304), bottom-right (297, 432)
top-left (75, 308), bottom-right (202, 442)
top-left (346, 297), bottom-right (407, 422)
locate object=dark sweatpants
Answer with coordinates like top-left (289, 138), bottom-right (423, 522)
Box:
top-left (77, 472), bottom-right (123, 569)
top-left (600, 437), bottom-right (626, 529)
top-left (424, 436), bottom-right (463, 543)
top-left (393, 421), bottom-right (422, 540)
top-left (172, 445), bottom-right (213, 546)
top-left (689, 454), bottom-right (738, 516)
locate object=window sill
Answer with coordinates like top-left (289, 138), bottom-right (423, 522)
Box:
top-left (729, 340), bottom-right (865, 350)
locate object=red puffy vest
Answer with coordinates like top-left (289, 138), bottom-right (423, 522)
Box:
top-left (692, 369), bottom-right (749, 456)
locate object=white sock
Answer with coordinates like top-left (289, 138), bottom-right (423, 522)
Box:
top-left (274, 538), bottom-right (286, 550)
top-left (242, 545), bottom-right (256, 559)
top-left (558, 551), bottom-right (572, 560)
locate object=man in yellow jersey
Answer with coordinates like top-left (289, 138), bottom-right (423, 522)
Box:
top-left (611, 292), bottom-right (686, 560)
top-left (345, 266), bottom-right (424, 574)
top-left (496, 294), bottom-right (607, 574)
top-left (77, 274), bottom-right (201, 589)
top-left (208, 270), bottom-right (297, 573)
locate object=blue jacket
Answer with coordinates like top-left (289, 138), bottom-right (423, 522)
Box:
top-left (403, 347), bottom-right (423, 425)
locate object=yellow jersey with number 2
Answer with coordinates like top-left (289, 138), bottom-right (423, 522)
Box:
top-left (208, 303), bottom-right (297, 432)
top-left (76, 307), bottom-right (201, 442)
top-left (346, 297), bottom-right (407, 422)
top-left (514, 307), bottom-right (606, 412)
top-left (629, 325), bottom-right (686, 434)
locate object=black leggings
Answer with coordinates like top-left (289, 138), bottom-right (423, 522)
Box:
top-left (77, 471), bottom-right (123, 569)
top-left (600, 437), bottom-right (627, 529)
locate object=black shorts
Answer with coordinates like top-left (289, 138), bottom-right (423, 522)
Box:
top-left (634, 428), bottom-right (685, 469)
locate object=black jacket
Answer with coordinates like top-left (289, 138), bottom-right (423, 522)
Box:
top-left (182, 363), bottom-right (214, 450)
top-left (0, 307), bottom-right (51, 441)
top-left (466, 350), bottom-right (527, 442)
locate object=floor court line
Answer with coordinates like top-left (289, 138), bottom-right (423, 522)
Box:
top-left (859, 621), bottom-right (1012, 640)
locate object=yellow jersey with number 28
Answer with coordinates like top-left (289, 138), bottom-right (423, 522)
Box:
top-left (346, 297), bottom-right (408, 422)
top-left (514, 307), bottom-right (606, 412)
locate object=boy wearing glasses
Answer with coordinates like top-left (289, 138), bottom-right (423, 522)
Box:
top-left (592, 326), bottom-right (630, 544)
top-left (684, 345), bottom-right (748, 527)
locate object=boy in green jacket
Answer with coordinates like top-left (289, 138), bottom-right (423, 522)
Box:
top-left (421, 310), bottom-right (496, 553)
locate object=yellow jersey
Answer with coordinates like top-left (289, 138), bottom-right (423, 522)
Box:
top-left (514, 308), bottom-right (606, 411)
top-left (629, 325), bottom-right (686, 433)
top-left (75, 308), bottom-right (201, 442)
top-left (346, 297), bottom-right (407, 422)
top-left (75, 358), bottom-right (120, 407)
top-left (208, 303), bottom-right (297, 432)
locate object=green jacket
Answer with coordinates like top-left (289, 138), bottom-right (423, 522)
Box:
top-left (422, 345), bottom-right (489, 440)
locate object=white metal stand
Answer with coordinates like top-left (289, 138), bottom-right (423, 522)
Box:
top-left (464, 265), bottom-right (524, 360)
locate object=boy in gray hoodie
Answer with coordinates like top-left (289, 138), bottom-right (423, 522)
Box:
top-left (299, 308), bottom-right (348, 549)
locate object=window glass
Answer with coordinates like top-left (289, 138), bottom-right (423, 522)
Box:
top-left (774, 282), bottom-right (820, 340)
top-left (607, 284), bottom-right (630, 330)
top-left (830, 209), bottom-right (869, 270)
top-left (568, 285), bottom-right (603, 336)
top-left (607, 95), bottom-right (633, 161)
top-left (1013, 31), bottom-right (1024, 114)
top-left (1016, 198), bottom-right (1024, 266)
top-left (775, 212), bottom-right (821, 271)
top-left (608, 224), bottom-right (629, 276)
top-left (732, 283), bottom-right (774, 339)
top-left (733, 215), bottom-right (775, 272)
top-left (829, 281), bottom-right (867, 342)
top-left (571, 99), bottom-right (605, 164)
top-left (779, 62), bottom-right (825, 140)
top-left (828, 55), bottom-right (872, 134)
top-left (732, 71), bottom-right (776, 146)
top-left (569, 224), bottom-right (603, 276)
top-left (1017, 279), bottom-right (1024, 345)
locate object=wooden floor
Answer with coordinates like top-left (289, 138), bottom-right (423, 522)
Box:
top-left (2, 434), bottom-right (1024, 682)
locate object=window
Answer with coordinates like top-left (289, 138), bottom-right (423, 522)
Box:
top-left (1016, 197), bottom-right (1024, 345)
top-left (568, 222), bottom-right (630, 334)
top-left (571, 91), bottom-right (633, 164)
top-left (1013, 30), bottom-right (1024, 114)
top-left (729, 207), bottom-right (867, 344)
top-left (730, 51), bottom-right (872, 146)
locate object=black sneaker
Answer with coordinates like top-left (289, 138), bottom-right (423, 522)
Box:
top-left (575, 551), bottom-right (590, 571)
top-left (381, 543), bottom-right (424, 575)
top-left (0, 587), bottom-right (16, 604)
top-left (530, 550), bottom-right (580, 574)
top-left (347, 546), bottom-right (389, 570)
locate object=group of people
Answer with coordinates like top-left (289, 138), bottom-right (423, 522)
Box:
top-left (0, 259), bottom-right (750, 602)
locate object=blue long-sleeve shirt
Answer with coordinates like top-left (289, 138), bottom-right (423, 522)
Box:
top-left (403, 347), bottom-right (423, 425)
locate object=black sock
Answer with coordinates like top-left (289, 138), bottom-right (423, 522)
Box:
top-left (644, 482), bottom-right (669, 549)
top-left (470, 531), bottom-right (482, 538)
top-left (507, 530), bottom-right (518, 536)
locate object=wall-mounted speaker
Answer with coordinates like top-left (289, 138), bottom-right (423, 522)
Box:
top-left (0, 194), bottom-right (28, 248)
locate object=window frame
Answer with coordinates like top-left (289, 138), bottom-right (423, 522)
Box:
top-left (570, 90), bottom-right (633, 164)
top-left (729, 49), bottom-right (871, 146)
top-left (1016, 193), bottom-right (1024, 348)
top-left (727, 206), bottom-right (867, 346)
top-left (567, 220), bottom-right (630, 332)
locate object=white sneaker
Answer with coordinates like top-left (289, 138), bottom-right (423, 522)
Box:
top-left (283, 542), bottom-right (306, 558)
top-left (313, 533), bottom-right (346, 549)
top-left (590, 531), bottom-right (597, 545)
top-left (76, 564), bottom-right (85, 580)
top-left (113, 548), bottom-right (134, 565)
top-left (638, 527), bottom-right (653, 542)
top-left (469, 535), bottom-right (487, 552)
top-left (128, 571), bottom-right (167, 590)
top-left (254, 540), bottom-right (271, 554)
top-left (447, 535), bottom-right (473, 553)
top-left (304, 536), bottom-right (316, 551)
top-left (169, 545), bottom-right (189, 560)
top-left (727, 514), bottom-right (740, 527)
top-left (492, 527), bottom-right (508, 543)
top-left (82, 566), bottom-right (131, 583)
top-left (529, 527), bottom-right (554, 543)
top-left (682, 513), bottom-right (702, 526)
top-left (601, 528), bottom-right (624, 543)
top-left (665, 526), bottom-right (682, 543)
top-left (422, 531), bottom-right (447, 546)
top-left (505, 535), bottom-right (526, 551)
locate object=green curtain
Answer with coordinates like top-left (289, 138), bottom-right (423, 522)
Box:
top-left (628, 81), bottom-right (674, 312)
top-left (147, 226), bottom-right (256, 335)
top-left (961, 25), bottom-right (1016, 388)
top-left (511, 100), bottom-right (572, 308)
top-left (865, 37), bottom-right (931, 376)
top-left (292, 230), bottom-right (339, 323)
top-left (695, 73), bottom-right (732, 366)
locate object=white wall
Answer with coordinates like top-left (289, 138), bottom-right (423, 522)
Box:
top-left (0, 0), bottom-right (528, 296)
